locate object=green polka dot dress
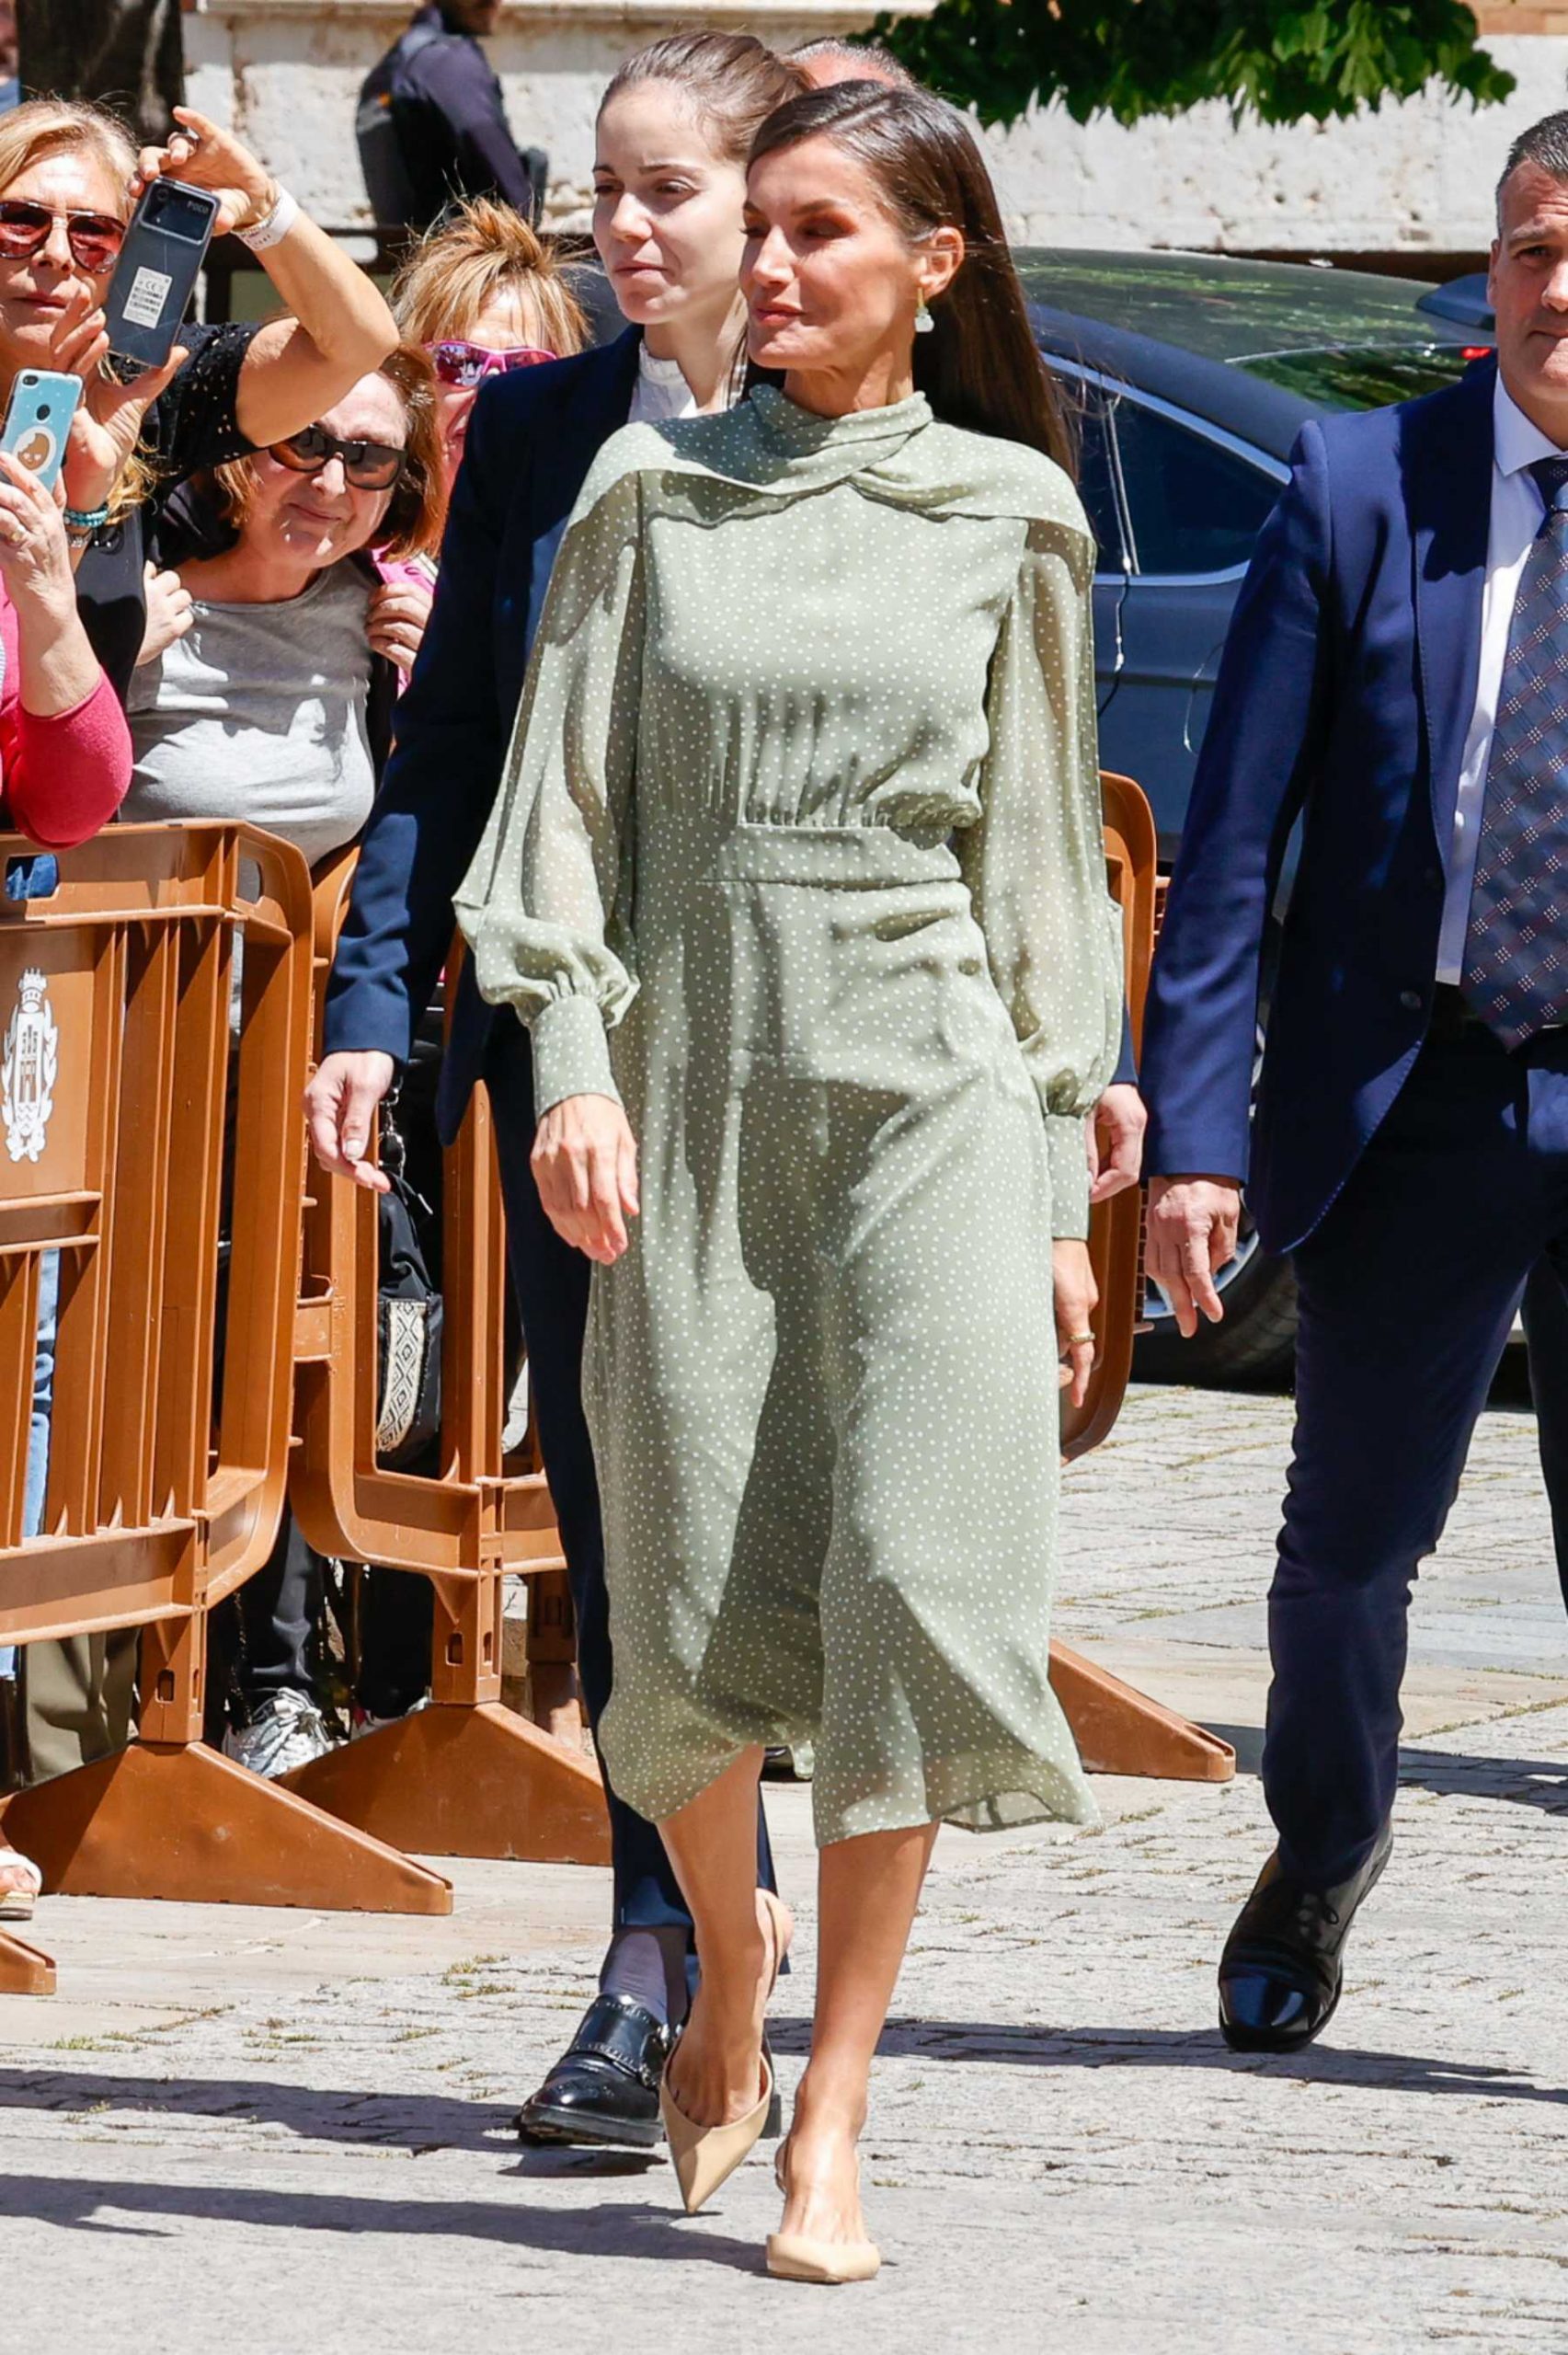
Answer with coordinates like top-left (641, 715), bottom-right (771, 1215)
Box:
top-left (456, 386), bottom-right (1123, 1845)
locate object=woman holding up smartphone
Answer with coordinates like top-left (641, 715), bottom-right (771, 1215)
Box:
top-left (0, 96), bottom-right (399, 705)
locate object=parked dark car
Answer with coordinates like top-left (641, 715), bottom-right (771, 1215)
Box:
top-left (1017, 250), bottom-right (1495, 1381)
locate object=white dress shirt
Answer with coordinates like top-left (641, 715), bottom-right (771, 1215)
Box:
top-left (1436, 376), bottom-right (1568, 982)
top-left (627, 343), bottom-right (700, 427)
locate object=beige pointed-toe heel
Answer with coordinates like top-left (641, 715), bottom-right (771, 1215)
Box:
top-left (660, 2047), bottom-right (775, 2214)
top-left (764, 2233), bottom-right (881, 2285)
top-left (660, 1888), bottom-right (791, 2214)
top-left (766, 2141), bottom-right (881, 2283)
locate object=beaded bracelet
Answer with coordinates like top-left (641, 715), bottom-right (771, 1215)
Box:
top-left (63, 503), bottom-right (111, 538)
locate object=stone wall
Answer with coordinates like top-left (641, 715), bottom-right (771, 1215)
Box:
top-left (182, 0), bottom-right (893, 234)
top-left (183, 2), bottom-right (1568, 256)
top-left (985, 32), bottom-right (1568, 256)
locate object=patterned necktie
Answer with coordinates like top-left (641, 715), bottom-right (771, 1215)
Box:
top-left (1462, 454), bottom-right (1568, 1047)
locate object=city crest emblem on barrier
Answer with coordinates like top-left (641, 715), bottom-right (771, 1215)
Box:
top-left (2, 967), bottom-right (59, 1164)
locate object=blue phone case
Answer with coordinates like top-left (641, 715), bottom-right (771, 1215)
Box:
top-left (0, 372), bottom-right (83, 496)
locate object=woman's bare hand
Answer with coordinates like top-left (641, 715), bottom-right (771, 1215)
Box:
top-left (368, 576), bottom-right (433, 674)
top-left (304, 1050), bottom-right (395, 1192)
top-left (0, 458), bottom-right (76, 625)
top-left (532, 1093), bottom-right (640, 1264)
top-left (1087, 1082), bottom-right (1147, 1203)
top-left (53, 280), bottom-right (186, 517)
top-left (1053, 1238), bottom-right (1099, 1410)
top-left (131, 106), bottom-right (276, 240)
top-left (137, 562), bottom-right (193, 666)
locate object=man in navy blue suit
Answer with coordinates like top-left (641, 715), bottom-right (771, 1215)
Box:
top-left (1142, 109), bottom-right (1568, 2053)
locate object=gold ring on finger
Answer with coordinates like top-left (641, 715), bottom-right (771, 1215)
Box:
top-left (1067, 1331), bottom-right (1094, 1346)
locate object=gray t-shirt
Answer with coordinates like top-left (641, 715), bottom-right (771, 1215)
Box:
top-left (126, 561), bottom-right (378, 867)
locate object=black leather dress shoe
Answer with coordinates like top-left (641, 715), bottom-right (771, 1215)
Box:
top-left (1219, 1824), bottom-right (1392, 2055)
top-left (516, 1993), bottom-right (671, 2148)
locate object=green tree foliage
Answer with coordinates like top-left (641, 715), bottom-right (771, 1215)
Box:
top-left (878, 0), bottom-right (1516, 130)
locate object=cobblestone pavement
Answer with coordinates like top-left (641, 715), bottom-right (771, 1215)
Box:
top-left (7, 1382), bottom-right (1568, 2355)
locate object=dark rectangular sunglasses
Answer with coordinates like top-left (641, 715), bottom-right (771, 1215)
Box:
top-left (269, 423), bottom-right (406, 491)
top-left (0, 199), bottom-right (125, 274)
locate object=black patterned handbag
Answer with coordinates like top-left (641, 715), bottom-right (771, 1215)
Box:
top-left (375, 1111), bottom-right (442, 1468)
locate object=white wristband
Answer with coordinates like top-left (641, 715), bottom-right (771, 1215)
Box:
top-left (235, 184), bottom-right (300, 253)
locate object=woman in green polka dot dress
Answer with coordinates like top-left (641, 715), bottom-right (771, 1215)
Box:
top-left (456, 79), bottom-right (1123, 2280)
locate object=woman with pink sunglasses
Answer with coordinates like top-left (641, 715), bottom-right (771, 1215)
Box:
top-left (362, 199), bottom-right (588, 676)
top-left (394, 195), bottom-right (586, 495)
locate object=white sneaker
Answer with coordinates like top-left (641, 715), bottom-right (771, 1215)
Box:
top-left (223, 1690), bottom-right (338, 1778)
top-left (351, 1694), bottom-right (429, 1740)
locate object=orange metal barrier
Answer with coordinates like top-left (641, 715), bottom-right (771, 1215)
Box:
top-left (284, 856), bottom-right (609, 1864)
top-left (0, 825), bottom-right (450, 1994)
top-left (1053, 775), bottom-right (1234, 1785)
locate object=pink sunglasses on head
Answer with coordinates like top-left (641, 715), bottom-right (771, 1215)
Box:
top-left (427, 339), bottom-right (558, 389)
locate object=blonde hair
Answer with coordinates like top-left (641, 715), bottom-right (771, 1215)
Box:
top-left (390, 196), bottom-right (585, 357)
top-left (0, 94), bottom-right (136, 208)
top-left (206, 344), bottom-right (448, 562)
top-left (0, 99), bottom-right (143, 508)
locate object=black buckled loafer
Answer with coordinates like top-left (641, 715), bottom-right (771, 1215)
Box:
top-left (517, 1993), bottom-right (672, 2148)
top-left (1219, 1824), bottom-right (1392, 2055)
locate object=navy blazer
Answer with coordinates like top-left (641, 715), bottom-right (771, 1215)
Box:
top-left (1141, 356), bottom-right (1500, 1256)
top-left (323, 327), bottom-right (643, 1141)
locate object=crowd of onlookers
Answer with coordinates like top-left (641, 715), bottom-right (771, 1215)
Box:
top-left (0, 82), bottom-right (604, 1908)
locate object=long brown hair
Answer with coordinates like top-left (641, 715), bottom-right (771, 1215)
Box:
top-left (749, 83), bottom-right (1073, 477)
top-left (206, 345), bottom-right (446, 561)
top-left (600, 30), bottom-right (807, 167)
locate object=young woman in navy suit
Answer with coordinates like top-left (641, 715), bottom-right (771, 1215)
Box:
top-left (307, 29), bottom-right (806, 2150)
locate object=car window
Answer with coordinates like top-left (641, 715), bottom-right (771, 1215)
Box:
top-left (1237, 343), bottom-right (1479, 410)
top-left (1112, 399), bottom-right (1279, 577)
top-left (1059, 379), bottom-right (1126, 574)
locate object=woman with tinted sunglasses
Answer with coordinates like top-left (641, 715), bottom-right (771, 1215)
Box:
top-left (311, 29), bottom-right (807, 2160)
top-left (0, 96), bottom-right (400, 708)
top-left (391, 195), bottom-right (586, 495)
top-left (125, 350), bottom-right (442, 865)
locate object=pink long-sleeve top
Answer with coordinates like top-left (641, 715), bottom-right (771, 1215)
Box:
top-left (0, 586), bottom-right (130, 850)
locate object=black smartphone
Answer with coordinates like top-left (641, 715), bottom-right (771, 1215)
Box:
top-left (103, 178), bottom-right (221, 373)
